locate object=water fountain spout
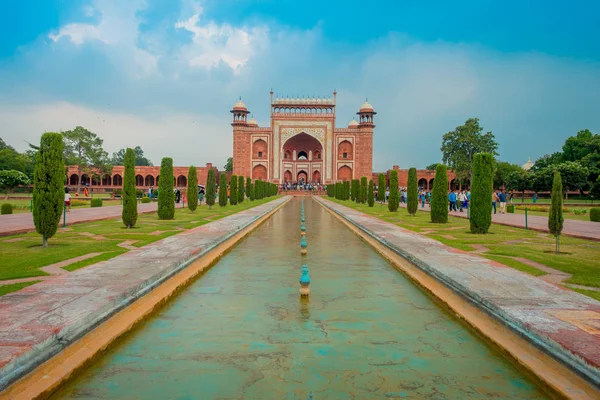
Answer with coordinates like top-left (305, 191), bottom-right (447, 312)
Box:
top-left (300, 264), bottom-right (310, 296)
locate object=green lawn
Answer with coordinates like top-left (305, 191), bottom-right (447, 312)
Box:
top-left (0, 281), bottom-right (41, 296)
top-left (0, 198), bottom-right (123, 214)
top-left (509, 197), bottom-right (598, 205)
top-left (511, 208), bottom-right (592, 221)
top-left (328, 198), bottom-right (600, 294)
top-left (0, 197), bottom-right (278, 295)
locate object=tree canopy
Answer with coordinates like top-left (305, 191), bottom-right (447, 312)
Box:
top-left (224, 157), bottom-right (233, 172)
top-left (493, 161), bottom-right (522, 189)
top-left (441, 118), bottom-right (498, 181)
top-left (111, 146), bottom-right (153, 166)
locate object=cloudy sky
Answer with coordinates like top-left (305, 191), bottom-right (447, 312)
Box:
top-left (1, 0), bottom-right (599, 170)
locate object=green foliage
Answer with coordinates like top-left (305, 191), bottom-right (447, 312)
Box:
top-left (532, 152), bottom-right (564, 172)
top-left (224, 157), bottom-right (233, 172)
top-left (431, 164), bottom-right (449, 223)
top-left (554, 161), bottom-right (589, 193)
top-left (591, 176), bottom-right (600, 199)
top-left (111, 146), bottom-right (153, 166)
top-left (367, 179), bottom-right (374, 207)
top-left (327, 184), bottom-right (334, 197)
top-left (187, 165), bottom-right (198, 212)
top-left (238, 176), bottom-right (245, 203)
top-left (505, 170), bottom-right (533, 197)
top-left (494, 161), bottom-right (522, 189)
top-left (0, 138), bottom-right (36, 177)
top-left (158, 157), bottom-right (175, 220)
top-left (359, 177), bottom-right (367, 203)
top-left (425, 163), bottom-right (444, 171)
top-left (548, 171), bottom-right (564, 236)
top-left (407, 168), bottom-right (418, 215)
top-left (206, 169), bottom-right (216, 208)
top-left (344, 181), bottom-right (350, 200)
top-left (562, 129), bottom-right (597, 162)
top-left (590, 208), bottom-right (600, 222)
top-left (63, 126), bottom-right (112, 190)
top-left (229, 174), bottom-right (238, 205)
top-left (122, 148), bottom-right (138, 228)
top-left (377, 174), bottom-right (385, 202)
top-left (1, 203), bottom-right (13, 214)
top-left (469, 153), bottom-right (494, 233)
top-left (247, 178), bottom-right (254, 201)
top-left (335, 182), bottom-right (341, 199)
top-left (33, 132), bottom-right (65, 247)
top-left (388, 170), bottom-right (399, 212)
top-left (254, 180), bottom-right (261, 200)
top-left (0, 169), bottom-right (30, 196)
top-left (441, 118), bottom-right (499, 181)
top-left (90, 198), bottom-right (103, 207)
top-left (141, 196), bottom-right (151, 203)
top-left (218, 174), bottom-right (228, 206)
top-left (507, 204), bottom-right (515, 213)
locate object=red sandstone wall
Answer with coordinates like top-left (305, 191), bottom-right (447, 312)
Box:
top-left (233, 129), bottom-right (252, 178)
top-left (355, 130), bottom-right (373, 180)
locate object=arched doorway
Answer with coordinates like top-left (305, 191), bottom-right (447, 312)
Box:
top-left (136, 175), bottom-right (144, 186)
top-left (312, 170), bottom-right (321, 183)
top-left (113, 174), bottom-right (123, 186)
top-left (338, 140), bottom-right (353, 160)
top-left (69, 174), bottom-right (79, 185)
top-left (429, 178), bottom-right (435, 190)
top-left (297, 151), bottom-right (308, 160)
top-left (284, 170), bottom-right (292, 182)
top-left (253, 139), bottom-right (267, 159)
top-left (297, 170), bottom-right (308, 184)
top-left (418, 178), bottom-right (427, 189)
top-left (282, 133), bottom-right (323, 181)
top-left (252, 165), bottom-right (267, 180)
top-left (176, 175), bottom-right (187, 187)
top-left (145, 175), bottom-right (155, 186)
top-left (337, 166), bottom-right (352, 181)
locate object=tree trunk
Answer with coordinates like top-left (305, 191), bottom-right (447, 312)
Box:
top-left (556, 235), bottom-right (560, 255)
top-left (522, 190), bottom-right (525, 202)
top-left (42, 235), bottom-right (48, 248)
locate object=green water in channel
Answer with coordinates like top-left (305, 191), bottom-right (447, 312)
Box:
top-left (53, 198), bottom-right (548, 399)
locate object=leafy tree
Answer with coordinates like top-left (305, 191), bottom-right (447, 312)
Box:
top-left (219, 174), bottom-right (228, 206)
top-left (548, 171), bottom-right (564, 254)
top-left (441, 118), bottom-right (498, 181)
top-left (0, 147), bottom-right (30, 174)
top-left (555, 161), bottom-right (589, 198)
top-left (63, 126), bottom-right (111, 193)
top-left (470, 153), bottom-right (494, 234)
top-left (367, 179), bottom-right (375, 207)
top-left (505, 170), bottom-right (533, 201)
top-left (360, 177), bottom-right (368, 203)
top-left (431, 164), bottom-right (449, 223)
top-left (224, 157), bottom-right (233, 172)
top-left (407, 168), bottom-right (418, 215)
top-left (206, 169), bottom-right (216, 208)
top-left (238, 176), bottom-right (245, 203)
top-left (230, 174), bottom-right (238, 205)
top-left (493, 161), bottom-right (522, 189)
top-left (33, 132), bottom-right (64, 248)
top-left (581, 152), bottom-right (600, 187)
top-left (388, 170), bottom-right (399, 212)
top-left (158, 157), bottom-right (175, 219)
top-left (187, 165), bottom-right (198, 212)
top-left (122, 148), bottom-right (138, 227)
top-left (590, 176), bottom-right (600, 200)
top-left (562, 129), bottom-right (599, 162)
top-left (426, 163), bottom-right (442, 170)
top-left (111, 146), bottom-right (153, 166)
top-left (532, 152), bottom-right (564, 172)
top-left (377, 174), bottom-right (385, 202)
top-left (0, 170), bottom-right (29, 199)
top-left (247, 178), bottom-right (254, 201)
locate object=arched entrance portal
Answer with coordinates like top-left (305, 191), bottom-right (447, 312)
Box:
top-left (337, 166), bottom-right (352, 181)
top-left (252, 165), bottom-right (267, 180)
top-left (297, 171), bottom-right (308, 184)
top-left (282, 132), bottom-right (323, 183)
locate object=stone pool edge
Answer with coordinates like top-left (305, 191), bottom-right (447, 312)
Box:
top-left (315, 196), bottom-right (599, 399)
top-left (1, 196), bottom-right (292, 400)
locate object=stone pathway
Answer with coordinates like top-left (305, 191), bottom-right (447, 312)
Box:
top-left (0, 196), bottom-right (290, 391)
top-left (399, 202), bottom-right (600, 241)
top-left (0, 203), bottom-right (159, 236)
top-left (317, 197), bottom-right (600, 386)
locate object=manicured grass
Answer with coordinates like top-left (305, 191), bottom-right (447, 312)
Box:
top-left (0, 198), bottom-right (121, 213)
top-left (0, 197), bottom-right (278, 282)
top-left (0, 280), bottom-right (41, 296)
top-left (509, 197), bottom-right (597, 204)
top-left (329, 198), bottom-right (600, 291)
top-left (511, 208), bottom-right (591, 221)
top-left (570, 288), bottom-right (600, 302)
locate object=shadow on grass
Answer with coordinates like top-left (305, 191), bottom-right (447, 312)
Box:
top-left (26, 242), bottom-right (69, 249)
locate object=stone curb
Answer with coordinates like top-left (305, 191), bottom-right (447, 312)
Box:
top-left (0, 196), bottom-right (291, 391)
top-left (315, 197), bottom-right (600, 389)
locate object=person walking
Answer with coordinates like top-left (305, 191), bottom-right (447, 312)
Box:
top-left (499, 190), bottom-right (507, 214)
top-left (533, 193), bottom-right (537, 204)
top-left (448, 190), bottom-right (457, 212)
top-left (458, 191), bottom-right (465, 212)
top-left (492, 191), bottom-right (499, 214)
top-left (64, 187), bottom-right (71, 212)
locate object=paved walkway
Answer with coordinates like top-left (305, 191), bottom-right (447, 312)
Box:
top-left (0, 196), bottom-right (290, 390)
top-left (396, 202), bottom-right (600, 241)
top-left (0, 203), bottom-right (159, 236)
top-left (316, 197), bottom-right (600, 388)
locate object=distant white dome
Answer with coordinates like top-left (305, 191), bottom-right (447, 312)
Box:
top-left (359, 101), bottom-right (374, 112)
top-left (522, 157), bottom-right (534, 171)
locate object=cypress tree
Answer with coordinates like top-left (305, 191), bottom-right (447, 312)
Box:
top-left (360, 176), bottom-right (368, 203)
top-left (122, 148), bottom-right (138, 227)
top-left (344, 181), bottom-right (350, 200)
top-left (33, 132), bottom-right (64, 248)
top-left (469, 153), bottom-right (494, 233)
top-left (187, 165), bottom-right (198, 212)
top-left (230, 174), bottom-right (238, 205)
top-left (368, 179), bottom-right (375, 207)
top-left (158, 157), bottom-right (175, 220)
top-left (335, 182), bottom-right (341, 199)
top-left (377, 173), bottom-right (386, 202)
top-left (218, 174), bottom-right (228, 206)
top-left (388, 170), bottom-right (399, 212)
top-left (431, 164), bottom-right (449, 223)
top-left (248, 178), bottom-right (254, 201)
top-left (407, 168), bottom-right (418, 216)
top-left (238, 176), bottom-right (245, 203)
top-left (351, 179), bottom-right (357, 201)
top-left (254, 179), bottom-right (261, 200)
top-left (548, 170), bottom-right (564, 254)
top-left (206, 168), bottom-right (216, 208)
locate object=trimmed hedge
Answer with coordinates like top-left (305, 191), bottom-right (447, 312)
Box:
top-left (360, 177), bottom-right (368, 204)
top-left (377, 174), bottom-right (386, 202)
top-left (590, 208), bottom-right (600, 222)
top-left (469, 153), bottom-right (494, 233)
top-left (206, 169), bottom-right (216, 208)
top-left (247, 178), bottom-right (254, 201)
top-left (187, 165), bottom-right (198, 212)
top-left (141, 196), bottom-right (151, 203)
top-left (507, 204), bottom-right (515, 213)
top-left (230, 174), bottom-right (238, 205)
top-left (407, 168), bottom-right (418, 215)
top-left (122, 148), bottom-right (138, 228)
top-left (430, 164), bottom-right (449, 223)
top-left (1, 203), bottom-right (13, 215)
top-left (158, 157), bottom-right (175, 220)
top-left (90, 198), bottom-right (103, 207)
top-left (548, 171), bottom-right (563, 236)
top-left (238, 176), bottom-right (245, 203)
top-left (219, 174), bottom-right (228, 206)
top-left (388, 170), bottom-right (399, 212)
top-left (368, 179), bottom-right (374, 207)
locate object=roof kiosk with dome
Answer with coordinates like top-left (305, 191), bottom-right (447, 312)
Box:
top-left (231, 90), bottom-right (375, 184)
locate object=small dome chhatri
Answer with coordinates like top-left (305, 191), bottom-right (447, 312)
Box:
top-left (359, 101), bottom-right (374, 112)
top-left (247, 117), bottom-right (258, 126)
top-left (348, 119), bottom-right (359, 128)
top-left (233, 100), bottom-right (247, 110)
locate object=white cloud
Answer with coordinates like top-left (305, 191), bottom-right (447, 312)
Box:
top-left (175, 8), bottom-right (268, 73)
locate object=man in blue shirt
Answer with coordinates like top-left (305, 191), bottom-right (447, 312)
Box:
top-left (448, 190), bottom-right (457, 211)
top-left (498, 190), bottom-right (507, 213)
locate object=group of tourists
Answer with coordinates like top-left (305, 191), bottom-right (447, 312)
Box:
top-left (447, 190), bottom-right (471, 212)
top-left (280, 182), bottom-right (325, 192)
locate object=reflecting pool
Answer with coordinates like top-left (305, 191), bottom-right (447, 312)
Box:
top-left (53, 198), bottom-right (547, 399)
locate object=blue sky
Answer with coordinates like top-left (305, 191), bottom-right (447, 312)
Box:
top-left (1, 0), bottom-right (599, 169)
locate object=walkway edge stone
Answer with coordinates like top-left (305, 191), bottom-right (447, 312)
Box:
top-left (315, 197), bottom-right (600, 392)
top-left (0, 196), bottom-right (291, 395)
